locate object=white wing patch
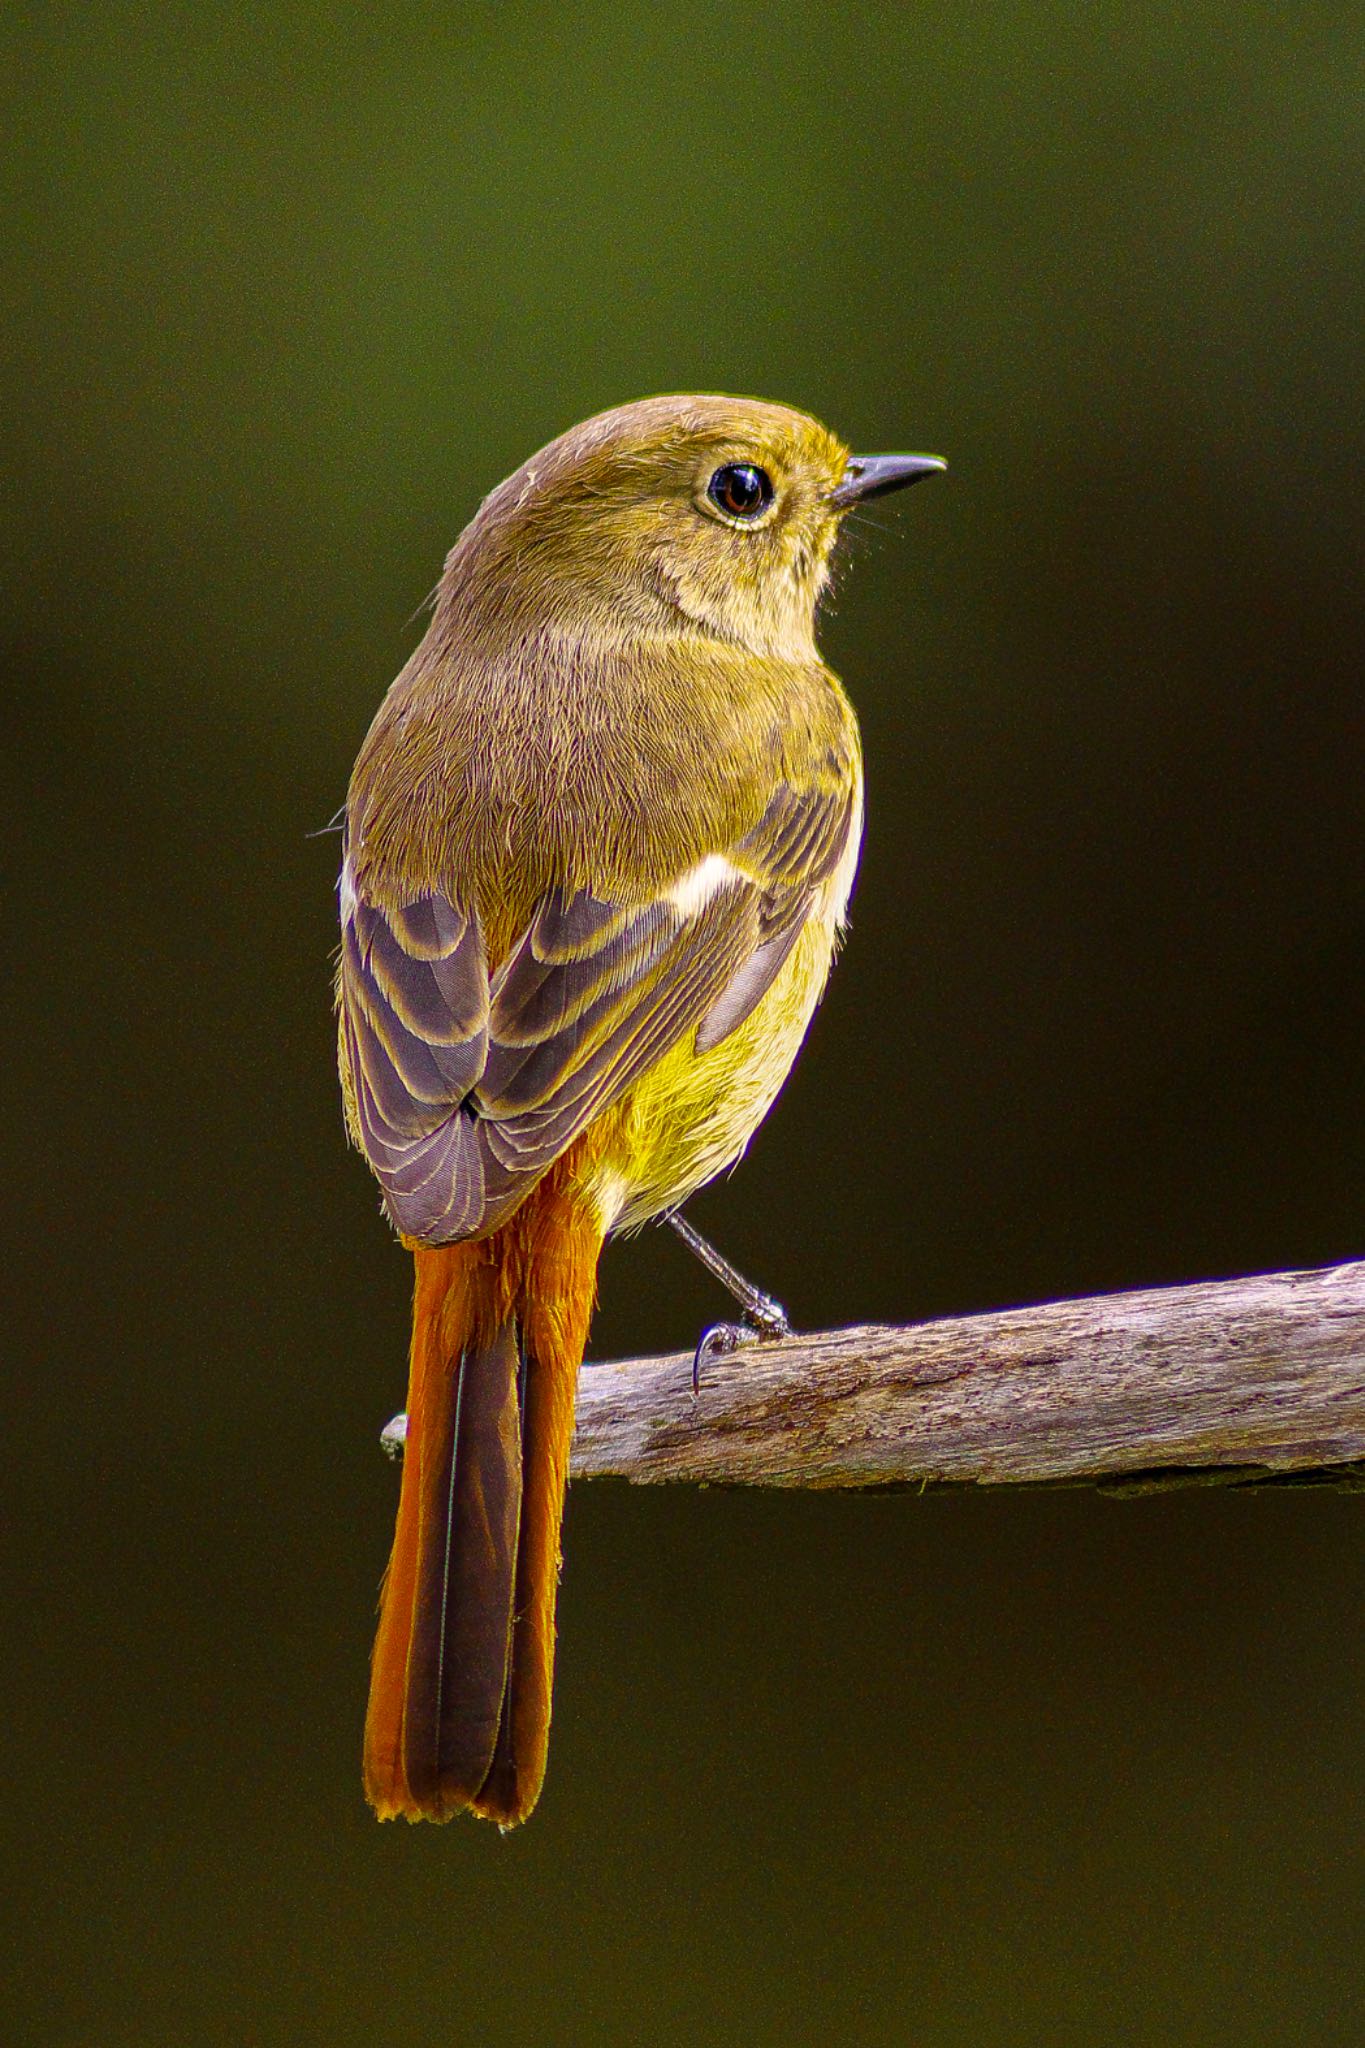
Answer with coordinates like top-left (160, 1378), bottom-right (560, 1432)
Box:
top-left (665, 854), bottom-right (741, 918)
top-left (338, 854), bottom-right (358, 927)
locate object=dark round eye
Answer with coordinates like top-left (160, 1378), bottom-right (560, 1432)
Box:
top-left (707, 463), bottom-right (774, 522)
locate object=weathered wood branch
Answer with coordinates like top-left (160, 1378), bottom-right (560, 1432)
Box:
top-left (382, 1261), bottom-right (1365, 1489)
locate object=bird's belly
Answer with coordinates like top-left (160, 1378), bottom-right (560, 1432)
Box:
top-left (587, 907), bottom-right (843, 1233)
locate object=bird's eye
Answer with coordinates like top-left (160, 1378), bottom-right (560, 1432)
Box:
top-left (707, 463), bottom-right (774, 523)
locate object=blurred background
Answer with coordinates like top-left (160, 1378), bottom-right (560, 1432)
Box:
top-left (5, 3), bottom-right (1363, 2041)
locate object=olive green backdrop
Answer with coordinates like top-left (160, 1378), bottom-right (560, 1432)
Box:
top-left (6, 3), bottom-right (1363, 2043)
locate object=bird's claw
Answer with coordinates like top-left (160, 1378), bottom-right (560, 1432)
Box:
top-left (691, 1304), bottom-right (791, 1396)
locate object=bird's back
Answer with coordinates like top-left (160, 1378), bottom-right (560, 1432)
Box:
top-left (347, 622), bottom-right (859, 960)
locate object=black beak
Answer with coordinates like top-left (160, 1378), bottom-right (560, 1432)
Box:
top-left (831, 452), bottom-right (947, 507)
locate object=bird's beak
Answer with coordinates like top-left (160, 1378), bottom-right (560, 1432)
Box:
top-left (831, 452), bottom-right (947, 506)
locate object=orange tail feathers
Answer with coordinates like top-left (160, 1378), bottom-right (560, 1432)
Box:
top-left (363, 1165), bottom-right (603, 1826)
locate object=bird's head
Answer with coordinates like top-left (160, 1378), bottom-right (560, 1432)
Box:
top-left (440, 394), bottom-right (944, 662)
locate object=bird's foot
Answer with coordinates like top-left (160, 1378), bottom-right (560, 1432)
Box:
top-left (669, 1209), bottom-right (792, 1394)
top-left (691, 1298), bottom-right (791, 1396)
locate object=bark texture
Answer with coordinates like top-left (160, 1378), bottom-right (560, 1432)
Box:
top-left (561, 1260), bottom-right (1365, 1490)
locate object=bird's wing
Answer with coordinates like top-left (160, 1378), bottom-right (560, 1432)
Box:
top-left (339, 889), bottom-right (493, 1241)
top-left (339, 777), bottom-right (857, 1243)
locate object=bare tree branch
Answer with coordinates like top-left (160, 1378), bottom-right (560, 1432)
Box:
top-left (382, 1261), bottom-right (1365, 1490)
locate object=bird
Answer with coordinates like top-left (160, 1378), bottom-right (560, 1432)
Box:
top-left (337, 394), bottom-right (943, 1825)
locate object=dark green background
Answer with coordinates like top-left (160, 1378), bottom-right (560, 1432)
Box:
top-left (6, 4), bottom-right (1363, 2042)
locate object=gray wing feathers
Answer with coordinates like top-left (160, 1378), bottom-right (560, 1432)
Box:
top-left (693, 779), bottom-right (856, 1052)
top-left (339, 779), bottom-right (856, 1244)
top-left (341, 877), bottom-right (751, 1242)
top-left (694, 919), bottom-right (807, 1054)
top-left (341, 890), bottom-right (492, 1240)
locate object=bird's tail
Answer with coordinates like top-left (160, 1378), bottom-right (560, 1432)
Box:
top-left (363, 1163), bottom-right (602, 1825)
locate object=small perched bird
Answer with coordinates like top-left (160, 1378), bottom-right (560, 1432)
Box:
top-left (338, 394), bottom-right (942, 1824)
